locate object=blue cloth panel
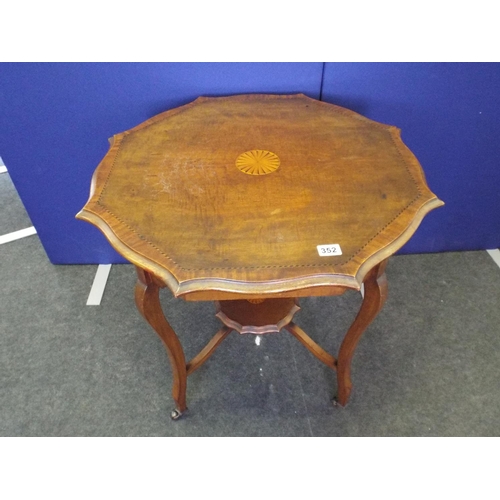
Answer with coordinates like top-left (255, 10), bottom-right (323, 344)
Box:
top-left (322, 62), bottom-right (500, 253)
top-left (0, 63), bottom-right (323, 263)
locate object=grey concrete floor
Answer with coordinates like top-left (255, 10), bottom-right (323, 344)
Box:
top-left (1, 171), bottom-right (500, 436)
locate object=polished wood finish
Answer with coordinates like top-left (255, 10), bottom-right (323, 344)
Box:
top-left (134, 267), bottom-right (187, 415)
top-left (285, 322), bottom-right (337, 370)
top-left (135, 266), bottom-right (235, 416)
top-left (76, 94), bottom-right (443, 300)
top-left (336, 260), bottom-right (388, 406)
top-left (215, 298), bottom-right (300, 334)
top-left (186, 325), bottom-right (232, 376)
top-left (77, 94), bottom-right (444, 416)
top-left (182, 285), bottom-right (347, 302)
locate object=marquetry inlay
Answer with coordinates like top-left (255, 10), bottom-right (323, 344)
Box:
top-left (236, 150), bottom-right (280, 175)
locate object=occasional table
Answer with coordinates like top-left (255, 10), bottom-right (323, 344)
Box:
top-left (77, 94), bottom-right (443, 419)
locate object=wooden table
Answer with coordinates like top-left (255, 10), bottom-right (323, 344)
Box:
top-left (77, 94), bottom-right (443, 419)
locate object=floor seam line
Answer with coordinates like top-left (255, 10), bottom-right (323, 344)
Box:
top-left (486, 249), bottom-right (500, 269)
top-left (86, 264), bottom-right (112, 306)
top-left (0, 226), bottom-right (37, 245)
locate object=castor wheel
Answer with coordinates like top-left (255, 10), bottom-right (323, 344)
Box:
top-left (332, 396), bottom-right (346, 408)
top-left (170, 409), bottom-right (184, 420)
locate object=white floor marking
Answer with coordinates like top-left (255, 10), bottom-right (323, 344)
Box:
top-left (486, 249), bottom-right (500, 269)
top-left (86, 264), bottom-right (112, 306)
top-left (0, 166), bottom-right (7, 174)
top-left (0, 226), bottom-right (37, 245)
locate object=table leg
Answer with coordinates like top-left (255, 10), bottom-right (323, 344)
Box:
top-left (335, 260), bottom-right (388, 406)
top-left (134, 267), bottom-right (188, 419)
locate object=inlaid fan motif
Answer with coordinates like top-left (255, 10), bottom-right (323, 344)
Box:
top-left (236, 150), bottom-right (280, 175)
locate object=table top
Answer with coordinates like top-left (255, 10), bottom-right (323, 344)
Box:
top-left (77, 94), bottom-right (443, 299)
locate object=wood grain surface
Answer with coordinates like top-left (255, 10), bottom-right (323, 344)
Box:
top-left (77, 94), bottom-right (443, 299)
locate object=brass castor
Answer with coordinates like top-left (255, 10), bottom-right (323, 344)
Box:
top-left (170, 409), bottom-right (185, 420)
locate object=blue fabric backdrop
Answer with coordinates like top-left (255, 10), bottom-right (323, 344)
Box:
top-left (322, 62), bottom-right (500, 254)
top-left (0, 62), bottom-right (499, 263)
top-left (0, 63), bottom-right (323, 263)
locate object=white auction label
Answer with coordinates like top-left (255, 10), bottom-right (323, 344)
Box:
top-left (317, 244), bottom-right (342, 256)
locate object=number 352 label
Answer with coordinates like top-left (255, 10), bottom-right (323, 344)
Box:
top-left (317, 244), bottom-right (342, 256)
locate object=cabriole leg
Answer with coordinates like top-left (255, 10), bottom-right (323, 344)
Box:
top-left (134, 267), bottom-right (188, 418)
top-left (335, 261), bottom-right (388, 406)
